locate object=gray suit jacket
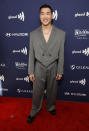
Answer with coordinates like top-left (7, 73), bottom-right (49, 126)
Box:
top-left (28, 25), bottom-right (66, 75)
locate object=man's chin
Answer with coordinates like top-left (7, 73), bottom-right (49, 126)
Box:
top-left (42, 23), bottom-right (51, 26)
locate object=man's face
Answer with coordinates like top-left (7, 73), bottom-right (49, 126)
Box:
top-left (40, 8), bottom-right (53, 26)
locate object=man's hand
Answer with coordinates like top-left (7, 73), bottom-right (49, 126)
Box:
top-left (56, 74), bottom-right (62, 80)
top-left (29, 74), bottom-right (35, 82)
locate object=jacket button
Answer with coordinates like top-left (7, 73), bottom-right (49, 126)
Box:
top-left (42, 53), bottom-right (45, 56)
top-left (49, 53), bottom-right (51, 56)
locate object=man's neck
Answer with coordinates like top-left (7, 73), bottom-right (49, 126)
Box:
top-left (41, 24), bottom-right (52, 30)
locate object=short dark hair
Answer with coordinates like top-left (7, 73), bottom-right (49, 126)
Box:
top-left (40, 4), bottom-right (53, 14)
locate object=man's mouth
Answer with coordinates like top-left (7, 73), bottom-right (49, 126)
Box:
top-left (43, 19), bottom-right (48, 22)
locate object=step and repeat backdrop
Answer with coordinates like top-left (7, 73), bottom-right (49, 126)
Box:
top-left (0, 0), bottom-right (89, 102)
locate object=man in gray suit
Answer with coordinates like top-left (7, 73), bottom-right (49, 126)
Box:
top-left (27, 4), bottom-right (66, 123)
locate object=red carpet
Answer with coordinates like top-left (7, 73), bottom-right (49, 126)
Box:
top-left (0, 96), bottom-right (89, 131)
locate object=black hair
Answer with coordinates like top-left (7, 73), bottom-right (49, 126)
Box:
top-left (40, 4), bottom-right (53, 14)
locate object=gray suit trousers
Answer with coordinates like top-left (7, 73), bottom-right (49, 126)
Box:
top-left (30, 60), bottom-right (58, 117)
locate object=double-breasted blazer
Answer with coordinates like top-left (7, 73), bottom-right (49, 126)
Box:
top-left (28, 25), bottom-right (66, 75)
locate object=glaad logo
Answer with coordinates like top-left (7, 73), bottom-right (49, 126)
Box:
top-left (16, 76), bottom-right (29, 83)
top-left (82, 48), bottom-right (89, 56)
top-left (74, 11), bottom-right (89, 17)
top-left (70, 78), bottom-right (86, 86)
top-left (12, 46), bottom-right (27, 55)
top-left (72, 47), bottom-right (89, 56)
top-left (15, 62), bottom-right (27, 70)
top-left (74, 29), bottom-right (89, 39)
top-left (5, 33), bottom-right (28, 37)
top-left (17, 89), bottom-right (32, 94)
top-left (0, 75), bottom-right (4, 82)
top-left (70, 65), bottom-right (89, 70)
top-left (18, 12), bottom-right (24, 21)
top-left (79, 79), bottom-right (86, 86)
top-left (53, 10), bottom-right (58, 20)
top-left (21, 47), bottom-right (27, 55)
top-left (24, 76), bottom-right (29, 83)
top-left (8, 11), bottom-right (25, 22)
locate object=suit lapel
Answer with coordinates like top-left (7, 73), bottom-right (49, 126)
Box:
top-left (47, 25), bottom-right (56, 46)
top-left (38, 26), bottom-right (46, 50)
top-left (37, 25), bottom-right (56, 51)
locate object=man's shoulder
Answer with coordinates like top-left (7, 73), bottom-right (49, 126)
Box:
top-left (30, 26), bottom-right (41, 36)
top-left (53, 25), bottom-right (66, 35)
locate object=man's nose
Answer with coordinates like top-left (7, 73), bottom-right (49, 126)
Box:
top-left (43, 15), bottom-right (48, 18)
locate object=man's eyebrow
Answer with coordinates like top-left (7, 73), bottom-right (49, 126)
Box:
top-left (46, 11), bottom-right (51, 13)
top-left (40, 11), bottom-right (51, 13)
top-left (40, 12), bottom-right (44, 13)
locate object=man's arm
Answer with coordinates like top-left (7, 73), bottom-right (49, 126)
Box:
top-left (56, 32), bottom-right (66, 80)
top-left (28, 33), bottom-right (35, 82)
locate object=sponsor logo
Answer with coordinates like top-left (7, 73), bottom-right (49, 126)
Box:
top-left (72, 47), bottom-right (89, 56)
top-left (0, 75), bottom-right (5, 82)
top-left (0, 88), bottom-right (8, 91)
top-left (12, 46), bottom-right (27, 55)
top-left (74, 29), bottom-right (89, 39)
top-left (64, 92), bottom-right (87, 96)
top-left (8, 11), bottom-right (25, 22)
top-left (70, 65), bottom-right (89, 70)
top-left (15, 62), bottom-right (27, 70)
top-left (17, 89), bottom-right (32, 93)
top-left (0, 63), bottom-right (6, 67)
top-left (5, 33), bottom-right (28, 37)
top-left (74, 11), bottom-right (89, 17)
top-left (70, 78), bottom-right (86, 86)
top-left (53, 10), bottom-right (58, 20)
top-left (17, 88), bottom-right (46, 94)
top-left (16, 76), bottom-right (29, 83)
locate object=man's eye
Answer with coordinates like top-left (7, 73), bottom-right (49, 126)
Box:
top-left (47, 13), bottom-right (50, 15)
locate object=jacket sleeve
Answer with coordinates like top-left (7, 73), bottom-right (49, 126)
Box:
top-left (28, 33), bottom-right (35, 75)
top-left (57, 32), bottom-right (66, 75)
